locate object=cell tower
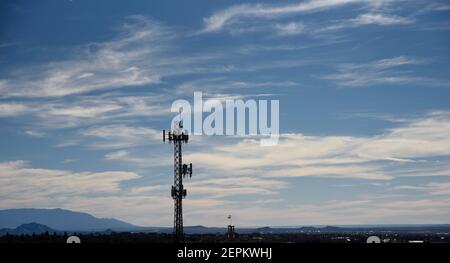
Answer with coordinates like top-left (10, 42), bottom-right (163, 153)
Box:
top-left (163, 119), bottom-right (193, 242)
top-left (227, 215), bottom-right (235, 239)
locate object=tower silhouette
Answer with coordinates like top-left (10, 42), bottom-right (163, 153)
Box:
top-left (163, 120), bottom-right (192, 241)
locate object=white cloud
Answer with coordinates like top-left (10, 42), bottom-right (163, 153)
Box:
top-left (46, 104), bottom-right (123, 119)
top-left (24, 130), bottom-right (45, 137)
top-left (426, 182), bottom-right (450, 196)
top-left (185, 111), bottom-right (450, 181)
top-left (200, 0), bottom-right (421, 38)
top-left (0, 160), bottom-right (241, 226)
top-left (390, 185), bottom-right (425, 191)
top-left (323, 56), bottom-right (428, 87)
top-left (1, 156), bottom-right (450, 226)
top-left (201, 0), bottom-right (373, 33)
top-left (0, 92), bottom-right (170, 129)
top-left (189, 176), bottom-right (287, 198)
top-left (0, 16), bottom-right (228, 99)
top-left (0, 16), bottom-right (172, 98)
top-left (322, 12), bottom-right (414, 32)
top-left (103, 149), bottom-right (171, 167)
top-left (175, 78), bottom-right (298, 95)
top-left (274, 22), bottom-right (305, 35)
top-left (104, 150), bottom-right (130, 160)
top-left (0, 160), bottom-right (140, 199)
top-left (62, 159), bottom-right (78, 164)
top-left (81, 124), bottom-right (160, 149)
top-left (371, 56), bottom-right (420, 68)
top-left (0, 103), bottom-right (29, 117)
top-left (129, 185), bottom-right (166, 195)
top-left (427, 3), bottom-right (450, 11)
top-left (390, 182), bottom-right (450, 196)
top-left (351, 13), bottom-right (413, 25)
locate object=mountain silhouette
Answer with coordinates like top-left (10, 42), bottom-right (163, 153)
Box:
top-left (0, 208), bottom-right (138, 231)
top-left (0, 222), bottom-right (56, 235)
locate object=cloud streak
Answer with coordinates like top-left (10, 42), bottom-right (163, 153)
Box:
top-left (0, 16), bottom-right (230, 99)
top-left (0, 16), bottom-right (174, 98)
top-left (201, 0), bottom-right (374, 33)
top-left (323, 56), bottom-right (429, 87)
top-left (0, 160), bottom-right (140, 199)
top-left (81, 124), bottom-right (161, 149)
top-left (351, 13), bottom-right (413, 25)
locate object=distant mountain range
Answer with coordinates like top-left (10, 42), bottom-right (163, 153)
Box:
top-left (1, 208), bottom-right (450, 235)
top-left (0, 208), bottom-right (137, 231)
top-left (0, 222), bottom-right (56, 236)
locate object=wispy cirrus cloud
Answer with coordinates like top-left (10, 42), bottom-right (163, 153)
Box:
top-left (0, 160), bottom-right (171, 225)
top-left (0, 15), bottom-right (231, 99)
top-left (0, 103), bottom-right (28, 117)
top-left (201, 0), bottom-right (377, 33)
top-left (24, 130), bottom-right (45, 138)
top-left (189, 176), bottom-right (287, 198)
top-left (0, 159), bottom-right (286, 226)
top-left (185, 111), bottom-right (450, 181)
top-left (175, 77), bottom-right (298, 95)
top-left (103, 149), bottom-right (171, 168)
top-left (390, 182), bottom-right (450, 196)
top-left (320, 12), bottom-right (414, 32)
top-left (0, 92), bottom-right (170, 130)
top-left (0, 160), bottom-right (140, 198)
top-left (323, 56), bottom-right (429, 87)
top-left (2, 109), bottom-right (450, 226)
top-left (37, 93), bottom-right (170, 128)
top-left (81, 124), bottom-right (161, 149)
top-left (351, 13), bottom-right (413, 25)
top-left (197, 0), bottom-right (440, 44)
top-left (274, 21), bottom-right (305, 35)
top-left (0, 16), bottom-right (173, 98)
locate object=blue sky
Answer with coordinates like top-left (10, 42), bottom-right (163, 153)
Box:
top-left (1, 0), bottom-right (450, 227)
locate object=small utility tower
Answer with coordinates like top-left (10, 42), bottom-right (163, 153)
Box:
top-left (227, 215), bottom-right (235, 239)
top-left (163, 120), bottom-right (193, 242)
